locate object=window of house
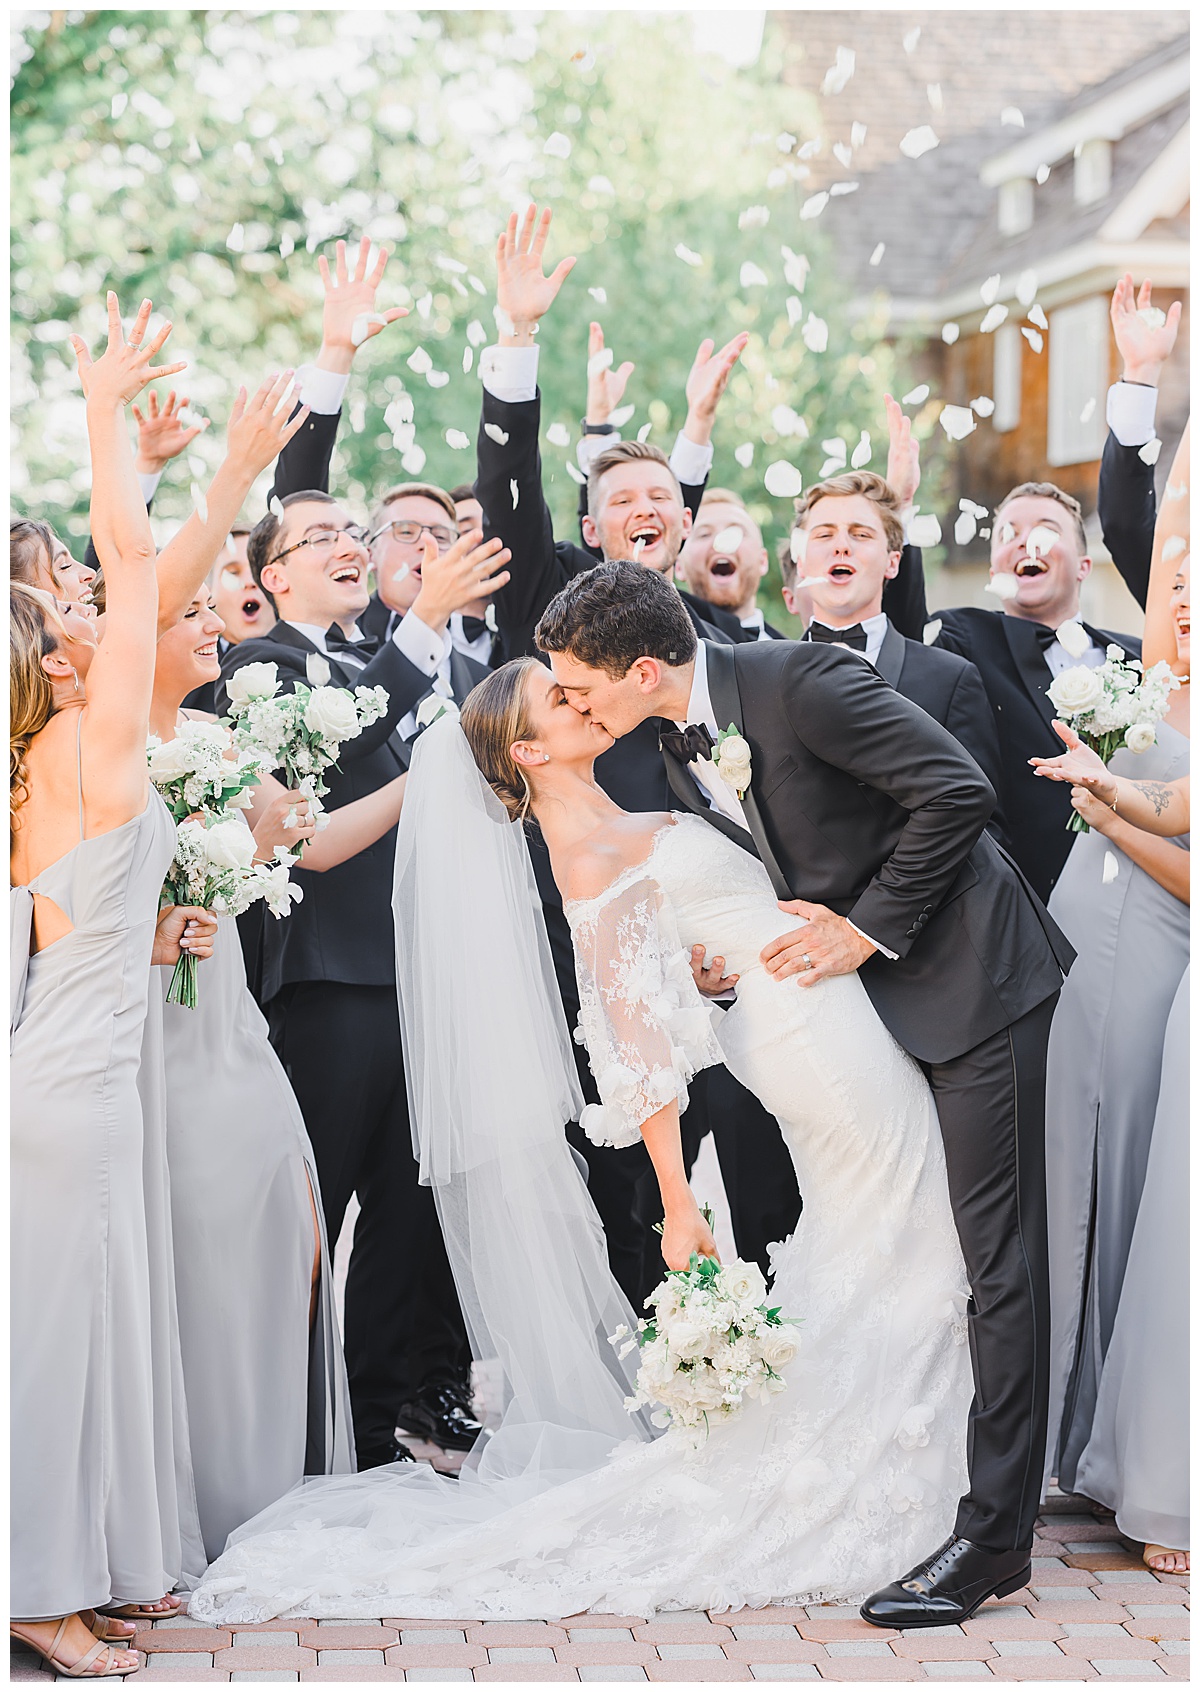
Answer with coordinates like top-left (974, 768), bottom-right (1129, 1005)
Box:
top-left (992, 323), bottom-right (1022, 433)
top-left (1074, 137), bottom-right (1112, 206)
top-left (998, 177), bottom-right (1033, 236)
top-left (1047, 296), bottom-right (1108, 465)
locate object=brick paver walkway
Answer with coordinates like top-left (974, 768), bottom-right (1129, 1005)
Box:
top-left (10, 1495), bottom-right (1187, 1682)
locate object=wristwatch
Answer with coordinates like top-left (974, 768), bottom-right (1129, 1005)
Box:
top-left (581, 420), bottom-right (618, 436)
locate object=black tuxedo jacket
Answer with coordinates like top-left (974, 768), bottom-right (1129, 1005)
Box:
top-left (661, 640), bottom-right (1071, 1064)
top-left (269, 406), bottom-right (342, 507)
top-left (1097, 429), bottom-right (1155, 611)
top-left (215, 619), bottom-right (433, 999)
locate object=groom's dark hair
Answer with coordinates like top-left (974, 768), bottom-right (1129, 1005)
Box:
top-left (535, 561), bottom-right (697, 678)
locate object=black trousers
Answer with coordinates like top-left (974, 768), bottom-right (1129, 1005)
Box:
top-left (268, 981), bottom-right (470, 1460)
top-left (926, 992), bottom-right (1057, 1555)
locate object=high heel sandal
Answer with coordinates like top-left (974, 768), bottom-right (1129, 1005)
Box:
top-left (10, 1617), bottom-right (140, 1678)
top-left (82, 1610), bottom-right (138, 1643)
top-left (97, 1593), bottom-right (182, 1620)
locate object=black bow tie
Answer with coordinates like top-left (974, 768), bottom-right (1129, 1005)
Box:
top-left (459, 615), bottom-right (493, 645)
top-left (324, 624), bottom-right (379, 660)
top-left (659, 722), bottom-right (715, 763)
top-left (806, 620), bottom-right (869, 651)
top-left (1030, 622), bottom-right (1066, 652)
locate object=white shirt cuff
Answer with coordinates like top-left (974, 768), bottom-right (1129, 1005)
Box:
top-left (479, 345), bottom-right (539, 404)
top-left (297, 364), bottom-right (349, 416)
top-left (392, 609), bottom-right (451, 677)
top-left (847, 919), bottom-right (898, 961)
top-left (137, 469), bottom-right (163, 503)
top-left (1106, 381), bottom-right (1158, 449)
top-left (670, 431), bottom-right (713, 487)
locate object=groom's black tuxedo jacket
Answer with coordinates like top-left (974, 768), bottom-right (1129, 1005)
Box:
top-left (665, 640), bottom-right (1072, 1065)
top-left (215, 619), bottom-right (433, 1002)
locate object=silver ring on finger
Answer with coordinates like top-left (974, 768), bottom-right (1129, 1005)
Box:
top-left (801, 953), bottom-right (813, 970)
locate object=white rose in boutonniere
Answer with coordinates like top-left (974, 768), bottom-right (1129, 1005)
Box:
top-left (415, 693), bottom-right (461, 731)
top-left (712, 724), bottom-right (752, 799)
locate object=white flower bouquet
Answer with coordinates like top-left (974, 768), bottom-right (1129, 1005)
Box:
top-left (611, 1218), bottom-right (799, 1437)
top-left (1046, 632), bottom-right (1181, 832)
top-left (222, 661), bottom-right (390, 840)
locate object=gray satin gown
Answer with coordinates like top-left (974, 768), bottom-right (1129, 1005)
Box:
top-left (10, 760), bottom-right (199, 1620)
top-left (1075, 968), bottom-right (1189, 1548)
top-left (155, 916), bottom-right (354, 1564)
top-left (1043, 723), bottom-right (1189, 1497)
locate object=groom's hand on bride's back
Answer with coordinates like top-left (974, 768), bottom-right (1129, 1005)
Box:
top-left (763, 900), bottom-right (878, 985)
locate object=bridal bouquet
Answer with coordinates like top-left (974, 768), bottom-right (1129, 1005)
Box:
top-left (611, 1222), bottom-right (799, 1436)
top-left (222, 661), bottom-right (390, 837)
top-left (148, 721), bottom-right (303, 1008)
top-left (1046, 628), bottom-right (1180, 832)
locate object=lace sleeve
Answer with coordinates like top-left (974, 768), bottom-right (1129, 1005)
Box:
top-left (568, 873), bottom-right (724, 1150)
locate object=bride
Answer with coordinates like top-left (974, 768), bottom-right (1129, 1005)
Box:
top-left (191, 655), bottom-right (973, 1624)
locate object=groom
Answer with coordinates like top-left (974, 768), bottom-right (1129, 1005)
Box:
top-left (536, 562), bottom-right (1074, 1629)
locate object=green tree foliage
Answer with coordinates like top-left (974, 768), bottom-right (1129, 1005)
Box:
top-left (12, 9), bottom-right (907, 624)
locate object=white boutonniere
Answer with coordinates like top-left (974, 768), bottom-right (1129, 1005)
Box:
top-left (305, 653), bottom-right (332, 687)
top-left (485, 603), bottom-right (498, 633)
top-left (712, 724), bottom-right (752, 799)
top-left (415, 692), bottom-right (461, 731)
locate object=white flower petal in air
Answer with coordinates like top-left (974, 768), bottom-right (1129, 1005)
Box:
top-left (830, 181), bottom-right (859, 197)
top-left (740, 261), bottom-right (769, 288)
top-left (468, 275), bottom-right (486, 295)
top-left (631, 537), bottom-right (645, 561)
top-left (960, 498), bottom-right (989, 519)
top-left (781, 244), bottom-right (810, 291)
top-left (942, 322), bottom-right (960, 345)
top-left (566, 462), bottom-right (587, 485)
top-left (899, 126), bottom-right (939, 159)
top-left (939, 404), bottom-right (976, 441)
top-left (908, 514), bottom-right (942, 548)
top-left (1021, 327), bottom-right (1044, 353)
top-left (1163, 534), bottom-right (1187, 563)
top-left (484, 423), bottom-right (509, 446)
top-left (851, 123), bottom-right (868, 149)
top-left (1027, 303), bottom-right (1048, 330)
top-left (1136, 306), bottom-right (1167, 330)
top-left (820, 437), bottom-right (848, 464)
top-left (980, 274), bottom-right (1001, 306)
top-left (588, 176), bottom-right (615, 195)
top-left (801, 314), bottom-right (829, 353)
top-left (1025, 524), bottom-right (1058, 560)
top-left (269, 495), bottom-right (284, 518)
top-left (832, 143), bottom-right (853, 168)
top-left (786, 295), bottom-right (805, 326)
top-left (587, 346), bottom-right (614, 378)
top-left (927, 83), bottom-right (943, 113)
top-left (821, 46), bottom-right (856, 96)
top-left (510, 478), bottom-right (519, 509)
top-left (985, 571), bottom-right (1019, 601)
top-left (923, 619), bottom-right (943, 645)
top-left (734, 442), bottom-right (755, 468)
top-left (1036, 163), bottom-right (1051, 184)
top-left (869, 243), bottom-right (886, 266)
top-left (903, 25), bottom-right (921, 52)
top-left (1001, 106), bottom-right (1024, 127)
top-left (444, 429), bottom-right (470, 451)
top-left (1164, 479), bottom-right (1188, 503)
top-left (462, 347), bottom-right (473, 374)
top-left (407, 346), bottom-right (433, 375)
top-left (789, 529), bottom-right (809, 565)
top-left (776, 132), bottom-right (798, 153)
top-left (850, 431), bottom-right (872, 468)
top-left (191, 482), bottom-right (208, 524)
top-left (738, 205), bottom-right (770, 229)
top-left (1079, 397), bottom-right (1096, 424)
top-left (796, 138), bottom-right (822, 160)
top-left (765, 167), bottom-right (789, 191)
top-left (466, 320), bottom-right (487, 347)
top-left (954, 511), bottom-right (977, 546)
top-left (546, 422), bottom-right (572, 448)
top-left (1138, 439), bottom-right (1162, 466)
top-left (997, 521), bottom-right (1016, 545)
top-left (350, 314), bottom-right (371, 348)
top-left (588, 286), bottom-right (608, 304)
top-left (1015, 270), bottom-right (1038, 307)
top-left (971, 396), bottom-right (995, 417)
top-left (901, 385), bottom-right (930, 406)
top-left (980, 304), bottom-right (1008, 334)
top-left (675, 244), bottom-right (703, 268)
top-left (543, 132), bottom-right (572, 159)
top-left (713, 525), bottom-right (745, 553)
top-left (416, 293), bottom-right (433, 320)
top-left (609, 404), bottom-right (635, 427)
top-left (800, 192), bottom-right (830, 221)
top-left (226, 223), bottom-right (245, 252)
top-left (637, 423), bottom-right (653, 443)
top-left (1055, 620), bottom-right (1092, 659)
top-left (401, 444), bottom-right (426, 475)
top-left (1102, 851), bottom-right (1120, 885)
top-left (426, 369), bottom-right (449, 388)
top-left (764, 461), bottom-right (803, 499)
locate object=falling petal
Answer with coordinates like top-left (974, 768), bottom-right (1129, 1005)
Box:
top-left (1025, 524), bottom-right (1058, 560)
top-left (971, 396), bottom-right (996, 417)
top-left (1136, 306), bottom-right (1167, 330)
top-left (1102, 851), bottom-right (1119, 885)
top-left (1079, 397), bottom-right (1096, 424)
top-left (786, 295), bottom-right (806, 326)
top-left (401, 444), bottom-right (426, 475)
top-left (269, 495), bottom-right (284, 518)
top-left (939, 404), bottom-right (976, 441)
top-left (1024, 305), bottom-right (1048, 333)
top-left (789, 529), bottom-right (809, 565)
top-left (942, 322), bottom-right (960, 344)
top-left (923, 618), bottom-right (943, 644)
top-left (713, 525), bottom-right (745, 553)
top-left (781, 246), bottom-right (810, 291)
top-left (1036, 163), bottom-right (1051, 184)
top-left (740, 261), bottom-right (769, 287)
top-left (851, 123), bottom-right (867, 148)
top-left (1001, 106), bottom-right (1024, 127)
top-left (445, 429), bottom-right (470, 450)
top-left (1055, 619), bottom-right (1092, 658)
top-left (632, 536), bottom-right (645, 560)
top-left (903, 25), bottom-right (921, 52)
top-left (830, 181), bottom-right (859, 197)
top-left (980, 274), bottom-right (1001, 305)
top-left (609, 404), bottom-right (635, 427)
top-left (468, 274), bottom-right (486, 295)
top-left (637, 423), bottom-right (653, 443)
top-left (426, 369), bottom-right (449, 388)
top-left (899, 126), bottom-right (939, 159)
top-left (954, 511), bottom-right (977, 545)
top-left (675, 243), bottom-right (703, 267)
top-left (764, 461), bottom-right (803, 498)
top-left (350, 314), bottom-right (372, 348)
top-left (985, 571), bottom-right (1019, 600)
top-left (801, 314), bottom-right (829, 353)
top-left (734, 442), bottom-right (755, 468)
top-left (587, 346), bottom-right (615, 378)
top-left (869, 242), bottom-right (886, 266)
top-left (416, 293), bottom-right (433, 320)
top-left (908, 514), bottom-right (942, 547)
top-left (980, 304), bottom-right (1008, 334)
top-left (547, 422), bottom-right (572, 448)
top-left (279, 233), bottom-right (295, 259)
top-left (997, 522), bottom-right (1016, 545)
top-left (484, 423), bottom-right (509, 446)
top-left (796, 138), bottom-right (822, 160)
top-left (772, 404), bottom-right (807, 437)
top-left (407, 347), bottom-right (433, 374)
top-left (1021, 327), bottom-right (1044, 353)
top-left (901, 384), bottom-right (929, 405)
top-left (1139, 439), bottom-right (1162, 466)
top-left (776, 131), bottom-right (798, 152)
top-left (1164, 479), bottom-right (1188, 503)
top-left (1163, 534), bottom-right (1187, 562)
top-left (821, 46), bottom-right (856, 96)
top-left (543, 131), bottom-right (572, 159)
top-left (1016, 270), bottom-right (1038, 307)
top-left (190, 482), bottom-right (208, 524)
top-left (588, 175), bottom-right (615, 195)
top-left (850, 430), bottom-right (872, 468)
top-left (510, 479), bottom-right (520, 509)
top-left (961, 498), bottom-right (990, 519)
top-left (588, 286), bottom-right (608, 304)
top-left (738, 205), bottom-right (770, 229)
top-left (832, 143), bottom-right (853, 168)
top-left (820, 437), bottom-right (848, 463)
top-left (466, 320), bottom-right (488, 347)
top-left (927, 83), bottom-right (943, 113)
top-left (566, 462), bottom-right (587, 485)
top-left (800, 191), bottom-right (829, 220)
top-left (463, 347), bottom-right (474, 374)
top-left (226, 223), bottom-right (245, 252)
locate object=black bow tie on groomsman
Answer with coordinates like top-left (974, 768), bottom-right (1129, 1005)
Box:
top-left (459, 615), bottom-right (493, 645)
top-left (805, 621), bottom-right (869, 651)
top-left (659, 722), bottom-right (715, 763)
top-left (324, 624), bottom-right (380, 660)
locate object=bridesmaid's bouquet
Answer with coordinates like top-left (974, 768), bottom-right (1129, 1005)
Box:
top-left (611, 1218), bottom-right (799, 1437)
top-left (222, 661), bottom-right (390, 839)
top-left (148, 721), bottom-right (303, 1008)
top-left (1046, 627), bottom-right (1180, 832)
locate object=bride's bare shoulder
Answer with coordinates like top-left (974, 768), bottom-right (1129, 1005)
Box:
top-left (561, 812), bottom-right (676, 905)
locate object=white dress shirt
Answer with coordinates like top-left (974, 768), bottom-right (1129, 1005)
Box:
top-left (1105, 379), bottom-right (1158, 449)
top-left (449, 611), bottom-right (495, 666)
top-left (738, 608), bottom-right (773, 643)
top-left (807, 611), bottom-right (890, 668)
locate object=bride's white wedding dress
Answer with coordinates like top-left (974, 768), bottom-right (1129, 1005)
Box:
top-left (191, 803), bottom-right (972, 1623)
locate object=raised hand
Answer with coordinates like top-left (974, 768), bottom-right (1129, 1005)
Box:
top-left (585, 322), bottom-right (635, 425)
top-left (1028, 720), bottom-right (1117, 802)
top-left (316, 235), bottom-right (409, 372)
top-left (224, 370), bottom-right (311, 480)
top-left (884, 392), bottom-right (921, 510)
top-left (496, 204), bottom-right (576, 342)
top-left (71, 292), bottom-right (187, 407)
top-left (410, 531), bottom-right (512, 633)
top-left (683, 331), bottom-right (749, 444)
top-left (1110, 273), bottom-right (1182, 386)
top-left (131, 388), bottom-right (208, 472)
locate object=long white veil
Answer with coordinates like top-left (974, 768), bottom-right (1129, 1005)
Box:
top-left (392, 715), bottom-right (653, 1483)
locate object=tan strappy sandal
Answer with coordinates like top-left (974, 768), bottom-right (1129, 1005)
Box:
top-left (97, 1592), bottom-right (182, 1619)
top-left (81, 1609), bottom-right (138, 1642)
top-left (10, 1616), bottom-right (139, 1677)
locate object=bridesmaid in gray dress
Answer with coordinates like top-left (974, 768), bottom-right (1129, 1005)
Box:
top-left (144, 583), bottom-right (406, 1562)
top-left (9, 299), bottom-right (214, 1677)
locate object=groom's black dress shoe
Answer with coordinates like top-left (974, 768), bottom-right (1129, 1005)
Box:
top-left (356, 1438), bottom-right (417, 1471)
top-left (396, 1385), bottom-right (485, 1453)
top-left (860, 1536), bottom-right (1032, 1629)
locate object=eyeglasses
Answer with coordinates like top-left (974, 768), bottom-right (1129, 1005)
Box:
top-left (368, 518), bottom-right (457, 553)
top-left (267, 525), bottom-right (369, 568)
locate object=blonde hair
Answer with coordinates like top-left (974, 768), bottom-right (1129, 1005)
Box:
top-left (792, 471), bottom-right (905, 554)
top-left (459, 657), bottom-right (542, 823)
top-left (10, 583), bottom-right (69, 825)
top-left (698, 488), bottom-right (748, 511)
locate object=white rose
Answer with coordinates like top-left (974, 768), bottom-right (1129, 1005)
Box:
top-left (226, 662), bottom-right (280, 707)
top-left (305, 653), bottom-right (332, 687)
top-left (303, 686), bottom-right (362, 743)
top-left (1124, 722), bottom-right (1157, 754)
top-left (760, 1329), bottom-right (798, 1369)
top-left (203, 816), bottom-right (257, 871)
top-left (720, 1261), bottom-right (767, 1307)
top-left (1054, 619), bottom-right (1091, 659)
top-left (415, 693), bottom-right (460, 730)
top-left (664, 1320), bottom-right (710, 1361)
top-left (1046, 665), bottom-right (1104, 717)
top-left (147, 738), bottom-right (194, 782)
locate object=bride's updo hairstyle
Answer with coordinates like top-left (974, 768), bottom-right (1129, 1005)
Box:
top-left (460, 655), bottom-right (544, 823)
top-left (10, 583), bottom-right (68, 824)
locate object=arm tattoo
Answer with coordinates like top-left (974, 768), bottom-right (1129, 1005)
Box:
top-left (1130, 779), bottom-right (1175, 817)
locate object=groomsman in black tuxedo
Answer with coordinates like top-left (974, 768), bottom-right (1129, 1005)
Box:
top-left (675, 491), bottom-right (790, 642)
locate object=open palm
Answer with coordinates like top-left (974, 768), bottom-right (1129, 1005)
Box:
top-left (496, 204), bottom-right (576, 330)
